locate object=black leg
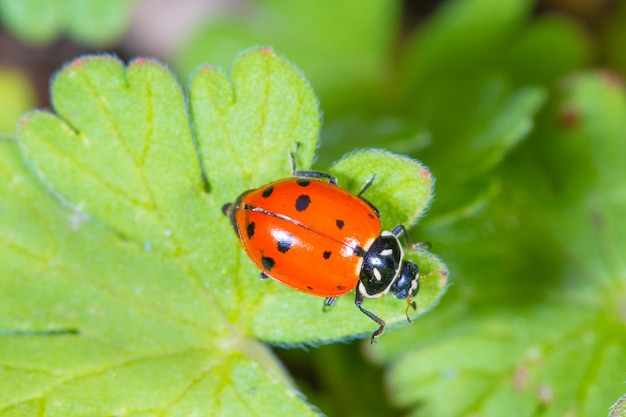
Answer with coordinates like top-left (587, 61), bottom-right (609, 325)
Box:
top-left (390, 224), bottom-right (406, 237)
top-left (356, 174), bottom-right (381, 217)
top-left (221, 203), bottom-right (233, 216)
top-left (1, 328), bottom-right (79, 336)
top-left (290, 148), bottom-right (338, 185)
top-left (293, 169), bottom-right (338, 185)
top-left (392, 225), bottom-right (433, 250)
top-left (357, 174), bottom-right (376, 196)
top-left (323, 297), bottom-right (336, 312)
top-left (259, 272), bottom-right (270, 279)
top-left (391, 224), bottom-right (429, 248)
top-left (355, 290), bottom-right (385, 343)
top-left (391, 224), bottom-right (413, 247)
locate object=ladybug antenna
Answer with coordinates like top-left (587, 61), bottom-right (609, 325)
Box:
top-left (412, 241), bottom-right (431, 250)
top-left (418, 269), bottom-right (449, 282)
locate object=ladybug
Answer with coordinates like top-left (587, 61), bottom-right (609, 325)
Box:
top-left (222, 155), bottom-right (421, 342)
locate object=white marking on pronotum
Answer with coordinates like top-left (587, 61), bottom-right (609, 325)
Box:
top-left (380, 249), bottom-right (393, 256)
top-left (354, 236), bottom-right (376, 276)
top-left (373, 268), bottom-right (382, 281)
top-left (360, 280), bottom-right (392, 298)
top-left (354, 257), bottom-right (364, 277)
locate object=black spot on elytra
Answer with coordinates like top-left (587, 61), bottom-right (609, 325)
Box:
top-left (246, 222), bottom-right (255, 239)
top-left (262, 186), bottom-right (274, 198)
top-left (262, 257), bottom-right (275, 271)
top-left (307, 285), bottom-right (314, 290)
top-left (295, 195), bottom-right (311, 211)
top-left (277, 233), bottom-right (294, 253)
top-left (368, 213), bottom-right (376, 219)
top-left (336, 219), bottom-right (345, 229)
top-left (296, 179), bottom-right (310, 187)
top-left (336, 285), bottom-right (346, 291)
top-left (323, 251), bottom-right (332, 260)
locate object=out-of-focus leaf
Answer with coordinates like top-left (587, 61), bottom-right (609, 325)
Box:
top-left (175, 0), bottom-right (399, 112)
top-left (0, 0), bottom-right (137, 45)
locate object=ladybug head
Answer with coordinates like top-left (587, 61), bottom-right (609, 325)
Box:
top-left (390, 260), bottom-right (420, 300)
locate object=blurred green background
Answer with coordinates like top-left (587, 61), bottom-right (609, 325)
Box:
top-left (1, 0), bottom-right (625, 416)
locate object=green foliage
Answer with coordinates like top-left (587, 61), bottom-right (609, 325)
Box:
top-left (0, 0), bottom-right (137, 45)
top-left (370, 51), bottom-right (626, 417)
top-left (3, 0), bottom-right (626, 415)
top-left (175, 0), bottom-right (398, 114)
top-left (1, 49), bottom-right (445, 415)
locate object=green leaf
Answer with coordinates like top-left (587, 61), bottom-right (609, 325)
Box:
top-left (0, 0), bottom-right (137, 45)
top-left (373, 304), bottom-right (626, 417)
top-left (20, 56), bottom-right (206, 255)
top-left (190, 48), bottom-right (319, 204)
top-left (0, 69), bottom-right (35, 134)
top-left (533, 72), bottom-right (626, 282)
top-left (4, 49), bottom-right (447, 414)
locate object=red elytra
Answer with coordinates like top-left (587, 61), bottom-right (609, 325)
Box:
top-left (222, 164), bottom-right (421, 342)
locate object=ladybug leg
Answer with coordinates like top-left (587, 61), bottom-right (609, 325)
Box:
top-left (221, 203), bottom-right (233, 216)
top-left (404, 295), bottom-right (417, 324)
top-left (390, 224), bottom-right (411, 245)
top-left (390, 224), bottom-right (421, 248)
top-left (357, 174), bottom-right (376, 197)
top-left (401, 269), bottom-right (448, 321)
top-left (391, 224), bottom-right (432, 249)
top-left (293, 168), bottom-right (338, 185)
top-left (323, 297), bottom-right (336, 312)
top-left (355, 290), bottom-right (386, 343)
top-left (259, 272), bottom-right (270, 279)
top-left (289, 150), bottom-right (338, 185)
top-left (356, 175), bottom-right (381, 217)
